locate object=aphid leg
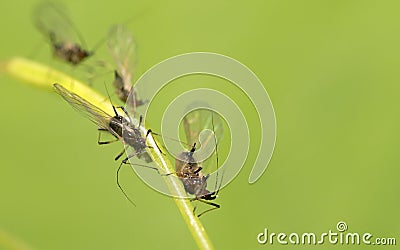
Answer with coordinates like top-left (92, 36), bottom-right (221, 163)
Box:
top-left (129, 163), bottom-right (160, 174)
top-left (116, 161), bottom-right (136, 207)
top-left (120, 151), bottom-right (162, 174)
top-left (114, 147), bottom-right (126, 161)
top-left (161, 172), bottom-right (176, 176)
top-left (194, 167), bottom-right (203, 174)
top-left (196, 201), bottom-right (220, 217)
top-left (150, 131), bottom-right (194, 149)
top-left (97, 128), bottom-right (118, 145)
top-left (191, 198), bottom-right (221, 218)
top-left (145, 129), bottom-right (165, 155)
top-left (143, 131), bottom-right (168, 154)
top-left (116, 161), bottom-right (161, 207)
top-left (193, 205), bottom-right (198, 215)
top-left (121, 150), bottom-right (141, 164)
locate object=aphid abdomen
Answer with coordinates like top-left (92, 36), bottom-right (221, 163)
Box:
top-left (112, 71), bottom-right (129, 102)
top-left (52, 42), bottom-right (91, 65)
top-left (122, 128), bottom-right (144, 149)
top-left (182, 177), bottom-right (202, 195)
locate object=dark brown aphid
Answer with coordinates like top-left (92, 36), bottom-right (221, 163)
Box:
top-left (108, 25), bottom-right (145, 107)
top-left (113, 70), bottom-right (146, 106)
top-left (49, 32), bottom-right (92, 65)
top-left (33, 2), bottom-right (93, 65)
top-left (53, 83), bottom-right (153, 163)
top-left (174, 113), bottom-right (222, 217)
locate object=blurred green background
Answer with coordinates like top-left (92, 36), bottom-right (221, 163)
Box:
top-left (1, 0), bottom-right (399, 249)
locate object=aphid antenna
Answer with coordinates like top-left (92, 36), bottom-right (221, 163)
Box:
top-left (194, 112), bottom-right (224, 218)
top-left (106, 88), bottom-right (118, 117)
top-left (103, 82), bottom-right (141, 127)
top-left (103, 82), bottom-right (126, 120)
top-left (150, 132), bottom-right (195, 149)
top-left (211, 112), bottom-right (220, 193)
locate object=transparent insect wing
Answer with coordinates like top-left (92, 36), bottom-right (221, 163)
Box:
top-left (183, 110), bottom-right (224, 148)
top-left (53, 84), bottom-right (118, 137)
top-left (107, 24), bottom-right (137, 85)
top-left (138, 151), bottom-right (153, 163)
top-left (180, 110), bottom-right (224, 176)
top-left (33, 2), bottom-right (86, 50)
top-left (126, 144), bottom-right (153, 163)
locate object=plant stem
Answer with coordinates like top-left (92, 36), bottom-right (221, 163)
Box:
top-left (146, 133), bottom-right (214, 250)
top-left (1, 57), bottom-right (215, 250)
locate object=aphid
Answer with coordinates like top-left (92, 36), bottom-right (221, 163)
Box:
top-left (174, 112), bottom-right (222, 217)
top-left (53, 83), bottom-right (153, 163)
top-left (33, 2), bottom-right (93, 65)
top-left (114, 111), bottom-right (223, 211)
top-left (107, 25), bottom-right (145, 107)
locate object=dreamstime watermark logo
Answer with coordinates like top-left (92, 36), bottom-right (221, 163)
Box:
top-left (123, 52), bottom-right (276, 197)
top-left (257, 221), bottom-right (396, 246)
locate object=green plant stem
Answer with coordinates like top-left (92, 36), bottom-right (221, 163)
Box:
top-left (1, 57), bottom-right (215, 250)
top-left (146, 133), bottom-right (214, 250)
